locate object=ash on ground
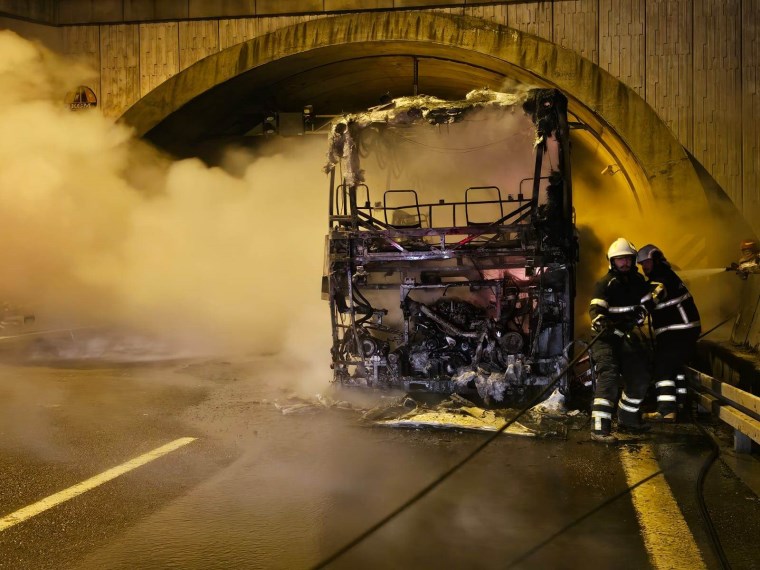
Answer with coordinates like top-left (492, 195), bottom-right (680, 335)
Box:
top-left (270, 388), bottom-right (588, 439)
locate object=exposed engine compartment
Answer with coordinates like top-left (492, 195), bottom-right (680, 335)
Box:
top-left (322, 88), bottom-right (576, 402)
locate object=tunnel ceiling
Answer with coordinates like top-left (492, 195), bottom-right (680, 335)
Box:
top-left (144, 54), bottom-right (514, 159)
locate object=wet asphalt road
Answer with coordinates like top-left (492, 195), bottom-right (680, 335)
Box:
top-left (1, 356), bottom-right (759, 570)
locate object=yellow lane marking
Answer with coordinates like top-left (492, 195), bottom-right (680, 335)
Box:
top-left (619, 444), bottom-right (707, 570)
top-left (0, 437), bottom-right (197, 531)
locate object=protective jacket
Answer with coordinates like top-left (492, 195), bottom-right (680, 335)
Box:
top-left (588, 266), bottom-right (654, 438)
top-left (738, 255), bottom-right (760, 275)
top-left (646, 262), bottom-right (701, 336)
top-left (589, 268), bottom-right (653, 335)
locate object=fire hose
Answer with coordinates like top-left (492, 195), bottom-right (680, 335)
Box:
top-left (691, 316), bottom-right (735, 570)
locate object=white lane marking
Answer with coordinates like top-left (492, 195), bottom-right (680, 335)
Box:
top-left (0, 437), bottom-right (197, 531)
top-left (619, 444), bottom-right (707, 570)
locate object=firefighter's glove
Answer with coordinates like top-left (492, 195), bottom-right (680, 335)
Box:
top-left (650, 282), bottom-right (666, 303)
top-left (591, 315), bottom-right (613, 333)
top-left (727, 263), bottom-right (748, 279)
top-left (634, 305), bottom-right (648, 326)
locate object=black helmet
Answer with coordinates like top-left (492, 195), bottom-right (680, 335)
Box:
top-left (636, 244), bottom-right (664, 263)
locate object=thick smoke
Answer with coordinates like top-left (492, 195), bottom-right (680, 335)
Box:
top-left (358, 107), bottom-right (537, 210)
top-left (0, 31), bottom-right (331, 387)
top-left (570, 131), bottom-right (745, 336)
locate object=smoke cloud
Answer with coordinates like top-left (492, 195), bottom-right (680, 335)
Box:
top-left (570, 130), bottom-right (745, 335)
top-left (358, 106), bottom-right (537, 210)
top-left (0, 31), bottom-right (331, 390)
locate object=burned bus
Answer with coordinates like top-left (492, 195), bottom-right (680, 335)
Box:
top-left (322, 88), bottom-right (576, 402)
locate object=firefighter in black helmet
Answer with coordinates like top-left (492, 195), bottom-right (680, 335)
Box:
top-left (637, 244), bottom-right (701, 422)
top-left (588, 238), bottom-right (660, 443)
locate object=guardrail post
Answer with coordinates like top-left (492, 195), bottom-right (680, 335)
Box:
top-left (734, 430), bottom-right (752, 453)
top-left (687, 366), bottom-right (760, 454)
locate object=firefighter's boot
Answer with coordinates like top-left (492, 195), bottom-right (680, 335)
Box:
top-left (591, 398), bottom-right (617, 443)
top-left (617, 392), bottom-right (650, 433)
top-left (643, 379), bottom-right (677, 423)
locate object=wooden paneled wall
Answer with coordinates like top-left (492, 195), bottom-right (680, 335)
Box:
top-left (694, 0), bottom-right (743, 206)
top-left (599, 0), bottom-right (645, 97)
top-left (645, 1), bottom-right (692, 148)
top-left (504, 2), bottom-right (552, 38)
top-left (99, 25), bottom-right (139, 117)
top-left (139, 22), bottom-right (178, 95)
top-left (51, 1), bottom-right (760, 229)
top-left (744, 0), bottom-right (760, 227)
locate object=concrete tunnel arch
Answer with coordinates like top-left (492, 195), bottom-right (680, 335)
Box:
top-left (120, 10), bottom-right (740, 259)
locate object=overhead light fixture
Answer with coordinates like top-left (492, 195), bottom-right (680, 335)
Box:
top-left (601, 164), bottom-right (621, 176)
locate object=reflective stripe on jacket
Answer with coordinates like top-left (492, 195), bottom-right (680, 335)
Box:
top-left (646, 263), bottom-right (701, 336)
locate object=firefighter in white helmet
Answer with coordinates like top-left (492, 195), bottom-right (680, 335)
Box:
top-left (588, 238), bottom-right (661, 443)
top-left (729, 239), bottom-right (760, 277)
top-left (637, 244), bottom-right (701, 422)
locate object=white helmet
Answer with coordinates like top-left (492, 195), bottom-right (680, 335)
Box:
top-left (607, 237), bottom-right (637, 260)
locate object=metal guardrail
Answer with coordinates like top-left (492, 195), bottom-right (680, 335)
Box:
top-left (687, 366), bottom-right (760, 452)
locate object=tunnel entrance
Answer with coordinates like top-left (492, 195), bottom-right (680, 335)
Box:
top-left (141, 54), bottom-right (512, 162)
top-left (121, 10), bottom-right (748, 279)
top-left (122, 11), bottom-right (685, 209)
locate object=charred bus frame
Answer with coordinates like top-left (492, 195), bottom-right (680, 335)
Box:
top-left (323, 88), bottom-right (576, 402)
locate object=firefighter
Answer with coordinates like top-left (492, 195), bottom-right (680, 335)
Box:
top-left (589, 238), bottom-right (659, 443)
top-left (734, 239), bottom-right (760, 276)
top-left (637, 244), bottom-right (701, 422)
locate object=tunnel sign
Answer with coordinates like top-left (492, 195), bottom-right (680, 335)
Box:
top-left (66, 86), bottom-right (97, 110)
